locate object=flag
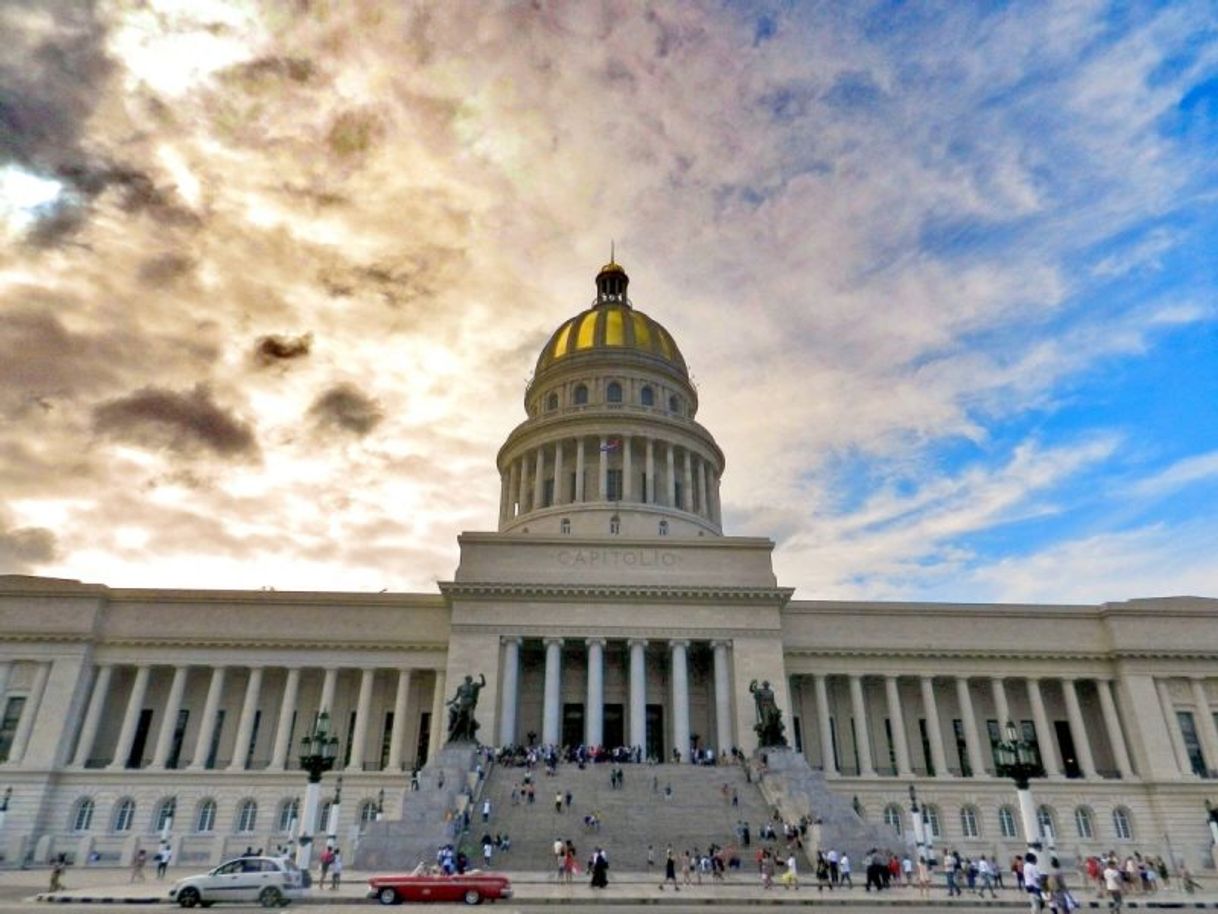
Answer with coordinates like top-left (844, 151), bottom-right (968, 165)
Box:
top-left (600, 438), bottom-right (622, 452)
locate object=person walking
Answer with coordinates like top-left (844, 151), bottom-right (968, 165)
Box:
top-left (130, 848), bottom-right (147, 882)
top-left (660, 846), bottom-right (679, 891)
top-left (1103, 858), bottom-right (1123, 911)
top-left (155, 844), bottom-right (172, 880)
top-left (840, 853), bottom-right (853, 887)
top-left (329, 848), bottom-right (343, 890)
top-left (781, 852), bottom-right (799, 889)
top-left (978, 855), bottom-right (998, 898)
top-left (590, 847), bottom-right (609, 889)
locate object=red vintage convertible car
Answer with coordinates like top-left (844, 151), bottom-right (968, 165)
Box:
top-left (366, 871), bottom-right (513, 905)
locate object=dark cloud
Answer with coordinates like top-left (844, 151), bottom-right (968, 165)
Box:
top-left (0, 303), bottom-right (125, 400)
top-left (0, 522), bottom-right (58, 572)
top-left (318, 246), bottom-right (466, 308)
top-left (254, 332), bottom-right (313, 366)
top-left (326, 109), bottom-right (383, 158)
top-left (225, 55), bottom-right (316, 85)
top-left (138, 253), bottom-right (196, 286)
top-left (308, 383), bottom-right (384, 436)
top-left (92, 384), bottom-right (258, 458)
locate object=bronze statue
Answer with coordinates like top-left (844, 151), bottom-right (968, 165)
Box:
top-left (446, 673), bottom-right (486, 743)
top-left (749, 679), bottom-right (788, 747)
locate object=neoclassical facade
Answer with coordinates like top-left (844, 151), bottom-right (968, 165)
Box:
top-left (2, 262), bottom-right (1217, 870)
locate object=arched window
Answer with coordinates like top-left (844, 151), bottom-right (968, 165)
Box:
top-left (236, 799), bottom-right (258, 834)
top-left (113, 798), bottom-right (136, 833)
top-left (1074, 806), bottom-right (1094, 839)
top-left (998, 806), bottom-right (1018, 839)
top-left (668, 395), bottom-right (681, 414)
top-left (573, 384), bottom-right (589, 406)
top-left (560, 518), bottom-right (571, 535)
top-left (195, 799), bottom-right (217, 834)
top-left (1112, 807), bottom-right (1133, 840)
top-left (1037, 805), bottom-right (1056, 843)
top-left (607, 381), bottom-right (623, 403)
top-left (882, 804), bottom-right (903, 834)
top-left (71, 797), bottom-right (95, 832)
top-left (609, 515), bottom-right (620, 535)
top-left (960, 806), bottom-right (980, 838)
top-left (641, 386), bottom-right (654, 407)
top-left (546, 392), bottom-right (558, 411)
top-left (924, 804), bottom-right (942, 838)
top-left (277, 798), bottom-right (299, 833)
top-left (359, 800), bottom-right (379, 829)
top-left (658, 519), bottom-right (669, 536)
top-left (154, 797), bottom-right (176, 834)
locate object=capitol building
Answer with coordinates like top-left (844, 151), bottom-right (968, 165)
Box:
top-left (2, 261), bottom-right (1217, 871)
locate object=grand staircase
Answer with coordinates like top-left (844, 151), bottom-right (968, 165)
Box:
top-left (471, 760), bottom-right (774, 872)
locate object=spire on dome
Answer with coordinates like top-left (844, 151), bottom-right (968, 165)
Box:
top-left (595, 245), bottom-right (629, 305)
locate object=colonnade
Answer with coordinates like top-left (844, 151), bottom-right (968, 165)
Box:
top-left (500, 433), bottom-right (721, 525)
top-left (497, 637), bottom-right (735, 759)
top-left (798, 673), bottom-right (1136, 781)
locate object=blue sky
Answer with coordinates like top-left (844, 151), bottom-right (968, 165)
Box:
top-left (0, 1), bottom-right (1216, 602)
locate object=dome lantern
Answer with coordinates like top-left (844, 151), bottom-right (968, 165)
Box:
top-left (595, 257), bottom-right (629, 306)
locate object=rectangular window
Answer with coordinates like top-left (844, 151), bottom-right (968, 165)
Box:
top-left (1021, 720), bottom-right (1043, 768)
top-left (918, 718), bottom-right (935, 776)
top-left (285, 710), bottom-right (298, 769)
top-left (849, 718), bottom-right (861, 775)
top-left (987, 719), bottom-right (1002, 769)
top-left (245, 709), bottom-right (262, 768)
top-left (1178, 711), bottom-right (1208, 777)
top-left (884, 718), bottom-right (897, 773)
top-left (0, 696), bottom-right (26, 763)
top-left (792, 715), bottom-right (802, 753)
top-left (127, 708), bottom-right (154, 768)
top-left (606, 469), bottom-right (623, 501)
top-left (543, 478), bottom-right (554, 507)
top-left (380, 711), bottom-right (395, 770)
top-left (345, 710), bottom-right (357, 767)
top-left (167, 709), bottom-right (189, 769)
top-left (205, 709), bottom-right (226, 769)
top-left (674, 480), bottom-right (684, 510)
top-left (952, 718), bottom-right (971, 777)
top-left (569, 473), bottom-right (578, 502)
top-left (416, 712), bottom-right (431, 767)
top-left (828, 716), bottom-right (840, 771)
top-left (640, 472), bottom-right (649, 503)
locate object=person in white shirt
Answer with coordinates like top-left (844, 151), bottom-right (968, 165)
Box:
top-left (839, 854), bottom-right (852, 887)
top-left (902, 855), bottom-right (912, 886)
top-left (1023, 852), bottom-right (1044, 913)
top-left (1103, 861), bottom-right (1123, 911)
top-left (977, 856), bottom-right (997, 898)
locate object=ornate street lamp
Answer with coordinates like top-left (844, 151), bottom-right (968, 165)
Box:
top-left (294, 712), bottom-right (339, 873)
top-left (993, 720), bottom-right (1046, 854)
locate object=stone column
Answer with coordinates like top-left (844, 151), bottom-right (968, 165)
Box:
top-left (1096, 678), bottom-right (1134, 778)
top-left (228, 667), bottom-right (264, 771)
top-left (712, 471), bottom-right (723, 525)
top-left (670, 641), bottom-right (691, 762)
top-left (553, 441), bottom-right (565, 505)
top-left (499, 469), bottom-right (511, 525)
top-left (1062, 678), bottom-right (1097, 778)
top-left (188, 666), bottom-right (226, 770)
top-left (319, 667), bottom-right (338, 715)
top-left (516, 454), bottom-right (528, 514)
top-left (585, 639), bottom-right (605, 747)
top-left (1156, 678), bottom-right (1192, 776)
top-left (152, 666), bottom-right (189, 768)
top-left (919, 676), bottom-right (949, 778)
top-left (7, 662), bottom-right (50, 766)
top-left (499, 640), bottom-right (521, 748)
top-left (542, 638), bottom-right (563, 746)
top-left (270, 668), bottom-right (301, 770)
top-left (72, 664), bottom-right (113, 768)
top-left (346, 667), bottom-right (375, 772)
top-left (666, 442), bottom-right (676, 506)
top-left (0, 661), bottom-right (8, 706)
top-left (991, 677), bottom-right (1011, 727)
top-left (1191, 678), bottom-right (1218, 777)
top-left (885, 675), bottom-right (912, 777)
top-left (849, 675), bottom-right (875, 776)
top-left (598, 435), bottom-right (608, 500)
top-left (387, 669), bottom-right (413, 771)
top-left (622, 435), bottom-right (633, 501)
top-left (713, 641), bottom-right (732, 754)
top-left (698, 458), bottom-right (709, 517)
top-left (427, 670), bottom-right (446, 762)
top-left (682, 449), bottom-right (693, 512)
top-left (533, 445), bottom-right (546, 510)
top-left (629, 640), bottom-right (647, 751)
top-left (1027, 678), bottom-right (1063, 777)
top-left (955, 677), bottom-right (986, 777)
top-left (645, 438), bottom-right (655, 504)
top-left (814, 674), bottom-right (837, 775)
top-left (575, 438), bottom-right (586, 502)
top-left (108, 665), bottom-right (150, 771)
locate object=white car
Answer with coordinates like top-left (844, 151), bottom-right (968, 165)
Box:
top-left (168, 856), bottom-right (304, 908)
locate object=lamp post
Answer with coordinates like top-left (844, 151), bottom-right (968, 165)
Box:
top-left (294, 712), bottom-right (339, 873)
top-left (993, 720), bottom-right (1046, 855)
top-left (1206, 800), bottom-right (1218, 846)
top-left (908, 784), bottom-right (927, 863)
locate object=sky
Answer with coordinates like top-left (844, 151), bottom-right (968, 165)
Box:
top-left (1, 0), bottom-right (1217, 604)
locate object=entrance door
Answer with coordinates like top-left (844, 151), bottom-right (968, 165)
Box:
top-left (603, 704), bottom-right (624, 748)
top-left (562, 703), bottom-right (584, 747)
top-left (646, 704), bottom-right (664, 761)
top-left (1055, 720), bottom-right (1081, 778)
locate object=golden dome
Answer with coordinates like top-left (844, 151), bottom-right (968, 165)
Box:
top-left (598, 260), bottom-right (626, 274)
top-left (534, 301), bottom-right (687, 377)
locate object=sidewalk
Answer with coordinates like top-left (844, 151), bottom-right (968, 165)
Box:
top-left (6, 866), bottom-right (1218, 907)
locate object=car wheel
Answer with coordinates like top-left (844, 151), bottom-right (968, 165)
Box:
top-left (463, 888), bottom-right (482, 905)
top-left (259, 887), bottom-right (283, 908)
top-left (377, 887), bottom-right (400, 905)
top-left (178, 887), bottom-right (201, 908)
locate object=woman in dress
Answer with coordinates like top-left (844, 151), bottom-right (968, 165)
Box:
top-left (590, 848), bottom-right (609, 889)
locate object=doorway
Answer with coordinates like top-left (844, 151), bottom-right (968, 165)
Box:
top-left (562, 703), bottom-right (585, 747)
top-left (1055, 720), bottom-right (1081, 778)
top-left (646, 704), bottom-right (664, 761)
top-left (603, 704), bottom-right (624, 748)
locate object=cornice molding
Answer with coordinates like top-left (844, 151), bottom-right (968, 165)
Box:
top-left (784, 646), bottom-right (1218, 663)
top-left (452, 623), bottom-right (778, 640)
top-left (440, 581), bottom-right (794, 605)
